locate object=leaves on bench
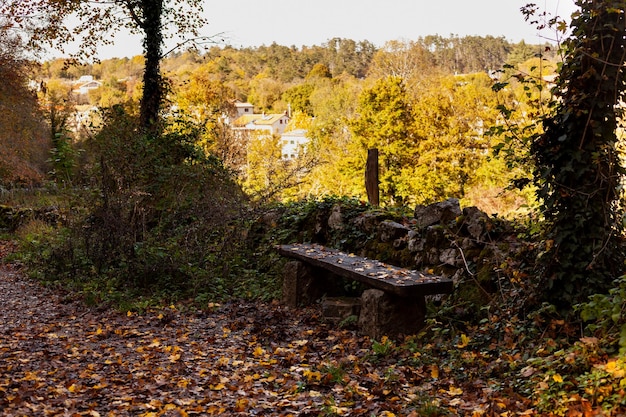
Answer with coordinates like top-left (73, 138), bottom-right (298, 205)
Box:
top-left (277, 243), bottom-right (454, 297)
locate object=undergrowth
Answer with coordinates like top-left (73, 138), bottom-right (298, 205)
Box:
top-left (3, 108), bottom-right (626, 415)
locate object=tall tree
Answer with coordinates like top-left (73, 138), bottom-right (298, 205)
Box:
top-left (4, 0), bottom-right (207, 132)
top-left (350, 76), bottom-right (415, 205)
top-left (530, 1), bottom-right (626, 308)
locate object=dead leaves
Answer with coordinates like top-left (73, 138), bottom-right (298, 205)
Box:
top-left (0, 257), bottom-right (525, 416)
top-left (0, 258), bottom-right (621, 416)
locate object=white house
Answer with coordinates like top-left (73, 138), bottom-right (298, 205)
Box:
top-left (73, 75), bottom-right (102, 95)
top-left (231, 112), bottom-right (290, 136)
top-left (280, 129), bottom-right (310, 160)
top-left (234, 101), bottom-right (255, 117)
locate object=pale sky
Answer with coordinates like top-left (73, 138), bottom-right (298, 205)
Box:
top-left (88, 0), bottom-right (578, 60)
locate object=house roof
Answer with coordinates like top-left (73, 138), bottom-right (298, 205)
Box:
top-left (232, 113), bottom-right (287, 127)
top-left (282, 129), bottom-right (308, 138)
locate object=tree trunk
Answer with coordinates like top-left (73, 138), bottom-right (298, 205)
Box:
top-left (365, 148), bottom-right (379, 206)
top-left (139, 0), bottom-right (164, 133)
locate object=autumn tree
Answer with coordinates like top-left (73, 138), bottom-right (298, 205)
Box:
top-left (530, 1), bottom-right (626, 308)
top-left (350, 76), bottom-right (416, 205)
top-left (0, 17), bottom-right (49, 185)
top-left (367, 40), bottom-right (438, 89)
top-left (38, 79), bottom-right (78, 183)
top-left (4, 0), bottom-right (208, 132)
top-left (402, 73), bottom-right (500, 205)
top-left (172, 64), bottom-right (248, 170)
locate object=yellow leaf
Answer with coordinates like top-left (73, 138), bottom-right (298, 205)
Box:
top-left (23, 371), bottom-right (40, 381)
top-left (379, 412), bottom-right (396, 417)
top-left (606, 360), bottom-right (617, 372)
top-left (235, 398), bottom-right (249, 412)
top-left (127, 311), bottom-right (133, 317)
top-left (456, 334), bottom-right (470, 348)
top-left (253, 346), bottom-right (265, 357)
top-left (210, 383), bottom-right (225, 391)
top-left (431, 365), bottom-right (439, 379)
top-left (552, 373), bottom-right (563, 383)
top-left (448, 386), bottom-right (463, 396)
top-left (68, 383), bottom-right (79, 393)
top-left (303, 369), bottom-right (321, 382)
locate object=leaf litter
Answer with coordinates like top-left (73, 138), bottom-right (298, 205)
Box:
top-left (0, 241), bottom-right (548, 416)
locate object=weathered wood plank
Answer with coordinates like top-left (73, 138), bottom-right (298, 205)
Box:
top-left (276, 243), bottom-right (453, 298)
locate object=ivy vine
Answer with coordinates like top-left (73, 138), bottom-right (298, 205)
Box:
top-left (532, 1), bottom-right (626, 308)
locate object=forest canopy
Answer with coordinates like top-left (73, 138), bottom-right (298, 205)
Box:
top-left (18, 35), bottom-right (557, 214)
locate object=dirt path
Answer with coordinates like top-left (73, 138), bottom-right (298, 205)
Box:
top-left (0, 245), bottom-right (532, 416)
top-left (0, 259), bottom-right (408, 417)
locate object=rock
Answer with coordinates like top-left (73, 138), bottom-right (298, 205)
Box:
top-left (427, 248), bottom-right (440, 265)
top-left (407, 230), bottom-right (424, 252)
top-left (352, 211), bottom-right (386, 234)
top-left (462, 206), bottom-right (492, 241)
top-left (358, 289), bottom-right (426, 339)
top-left (322, 297), bottom-right (361, 324)
top-left (414, 198), bottom-right (461, 228)
top-left (328, 204), bottom-right (344, 231)
top-left (439, 248), bottom-right (460, 267)
top-left (378, 220), bottom-right (410, 243)
top-left (282, 261), bottom-right (322, 307)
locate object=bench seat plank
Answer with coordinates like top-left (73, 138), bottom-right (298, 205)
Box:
top-left (277, 243), bottom-right (453, 297)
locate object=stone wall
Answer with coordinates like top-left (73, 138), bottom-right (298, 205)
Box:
top-left (275, 198), bottom-right (528, 312)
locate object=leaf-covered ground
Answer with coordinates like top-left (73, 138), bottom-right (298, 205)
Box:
top-left (0, 239), bottom-right (619, 416)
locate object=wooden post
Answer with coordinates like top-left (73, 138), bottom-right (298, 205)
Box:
top-left (365, 148), bottom-right (379, 206)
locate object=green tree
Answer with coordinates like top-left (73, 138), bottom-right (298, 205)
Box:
top-left (507, 40), bottom-right (541, 67)
top-left (350, 76), bottom-right (415, 205)
top-left (530, 1), bottom-right (626, 308)
top-left (283, 84), bottom-right (314, 116)
top-left (323, 38), bottom-right (376, 78)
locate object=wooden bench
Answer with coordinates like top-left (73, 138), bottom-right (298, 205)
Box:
top-left (276, 243), bottom-right (454, 339)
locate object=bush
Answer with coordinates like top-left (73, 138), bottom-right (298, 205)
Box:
top-left (20, 105), bottom-right (251, 307)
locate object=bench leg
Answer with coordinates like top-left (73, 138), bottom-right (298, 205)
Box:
top-left (282, 260), bottom-right (323, 307)
top-left (358, 289), bottom-right (426, 340)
